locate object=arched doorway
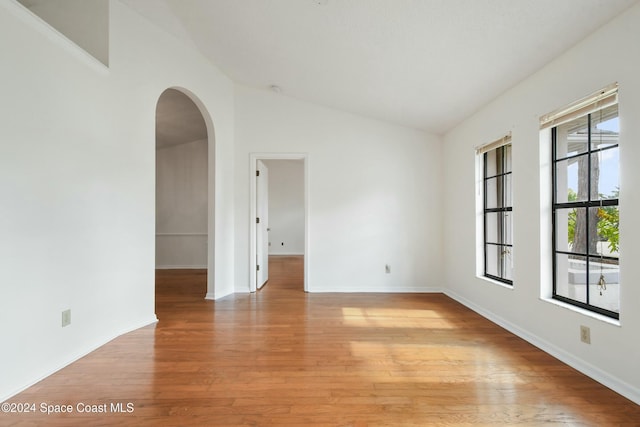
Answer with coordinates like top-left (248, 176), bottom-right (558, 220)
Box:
top-left (155, 88), bottom-right (214, 313)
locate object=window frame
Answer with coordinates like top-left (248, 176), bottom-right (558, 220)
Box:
top-left (551, 107), bottom-right (619, 320)
top-left (483, 143), bottom-right (513, 286)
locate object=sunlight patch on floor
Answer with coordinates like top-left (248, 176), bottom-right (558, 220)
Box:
top-left (341, 307), bottom-right (455, 329)
top-left (348, 341), bottom-right (526, 386)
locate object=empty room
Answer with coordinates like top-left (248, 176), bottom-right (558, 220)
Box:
top-left (1, 0), bottom-right (640, 425)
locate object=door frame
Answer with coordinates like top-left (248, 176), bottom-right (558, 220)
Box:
top-left (255, 159), bottom-right (269, 289)
top-left (249, 153), bottom-right (309, 293)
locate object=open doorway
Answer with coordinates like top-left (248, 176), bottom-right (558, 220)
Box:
top-left (155, 88), bottom-right (210, 313)
top-left (250, 154), bottom-right (308, 293)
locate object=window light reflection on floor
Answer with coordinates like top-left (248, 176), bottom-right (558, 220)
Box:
top-left (341, 307), bottom-right (455, 329)
top-left (347, 341), bottom-right (526, 386)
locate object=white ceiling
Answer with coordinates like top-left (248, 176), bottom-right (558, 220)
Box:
top-left (126, 0), bottom-right (638, 135)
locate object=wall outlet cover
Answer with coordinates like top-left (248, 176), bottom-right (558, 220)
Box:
top-left (580, 325), bottom-right (590, 344)
top-left (62, 309), bottom-right (71, 327)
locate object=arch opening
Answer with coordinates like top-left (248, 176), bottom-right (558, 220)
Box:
top-left (155, 88), bottom-right (215, 312)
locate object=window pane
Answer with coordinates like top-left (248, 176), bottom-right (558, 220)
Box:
top-left (555, 156), bottom-right (587, 203)
top-left (591, 148), bottom-right (619, 200)
top-left (485, 150), bottom-right (497, 177)
top-left (485, 174), bottom-right (512, 209)
top-left (555, 207), bottom-right (579, 253)
top-left (486, 212), bottom-right (499, 243)
top-left (485, 244), bottom-right (513, 281)
top-left (503, 246), bottom-right (513, 281)
top-left (555, 254), bottom-right (587, 304)
top-left (573, 206), bottom-right (599, 257)
top-left (486, 177), bottom-right (499, 208)
top-left (588, 256), bottom-right (619, 314)
top-left (486, 212), bottom-right (512, 245)
top-left (486, 244), bottom-right (499, 277)
top-left (593, 206), bottom-right (619, 258)
top-left (504, 174), bottom-right (512, 207)
top-left (591, 104), bottom-right (619, 151)
top-left (555, 116), bottom-right (588, 158)
top-left (502, 144), bottom-right (512, 173)
top-left (485, 145), bottom-right (511, 176)
top-left (503, 211), bottom-right (513, 245)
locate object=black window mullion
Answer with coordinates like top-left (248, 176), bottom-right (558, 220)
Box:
top-left (486, 242), bottom-right (513, 247)
top-left (484, 170), bottom-right (512, 180)
top-left (484, 152), bottom-right (489, 278)
top-left (586, 114), bottom-right (592, 305)
top-left (553, 294), bottom-right (619, 319)
top-left (551, 108), bottom-right (619, 319)
top-left (485, 207), bottom-right (513, 213)
top-left (501, 146), bottom-right (506, 213)
top-left (497, 211), bottom-right (504, 278)
top-left (555, 144), bottom-right (619, 163)
top-left (552, 127), bottom-right (558, 298)
top-left (555, 199), bottom-right (618, 209)
top-left (483, 145), bottom-right (512, 285)
top-left (555, 249), bottom-right (618, 262)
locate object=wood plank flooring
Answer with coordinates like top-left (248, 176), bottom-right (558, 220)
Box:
top-left (2, 255), bottom-right (640, 426)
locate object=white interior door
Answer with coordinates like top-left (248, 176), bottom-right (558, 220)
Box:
top-left (256, 160), bottom-right (269, 289)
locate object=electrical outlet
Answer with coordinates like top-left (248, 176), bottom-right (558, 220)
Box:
top-left (580, 325), bottom-right (590, 344)
top-left (62, 309), bottom-right (71, 327)
top-left (385, 264), bottom-right (391, 274)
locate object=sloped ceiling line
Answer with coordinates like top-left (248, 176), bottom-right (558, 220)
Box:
top-left (124, 0), bottom-right (639, 134)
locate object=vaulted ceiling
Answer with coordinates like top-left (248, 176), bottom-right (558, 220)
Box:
top-left (125, 0), bottom-right (638, 135)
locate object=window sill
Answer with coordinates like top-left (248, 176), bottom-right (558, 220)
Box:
top-left (540, 297), bottom-right (621, 326)
top-left (477, 275), bottom-right (514, 290)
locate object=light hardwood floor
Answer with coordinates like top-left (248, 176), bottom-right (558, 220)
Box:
top-left (2, 256), bottom-right (640, 426)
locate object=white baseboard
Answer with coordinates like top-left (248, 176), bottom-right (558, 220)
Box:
top-left (309, 286), bottom-right (444, 293)
top-left (156, 265), bottom-right (207, 269)
top-left (444, 289), bottom-right (640, 405)
top-left (1, 316), bottom-right (158, 403)
top-left (205, 290), bottom-right (236, 301)
top-left (268, 253), bottom-right (304, 256)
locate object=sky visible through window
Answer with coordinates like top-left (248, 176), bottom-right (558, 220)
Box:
top-left (567, 117), bottom-right (619, 197)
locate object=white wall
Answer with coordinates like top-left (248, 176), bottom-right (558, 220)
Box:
top-left (442, 3), bottom-right (640, 404)
top-left (17, 0), bottom-right (109, 65)
top-left (263, 159), bottom-right (304, 255)
top-left (156, 139), bottom-right (208, 268)
top-left (0, 0), bottom-right (235, 402)
top-left (235, 85), bottom-right (443, 293)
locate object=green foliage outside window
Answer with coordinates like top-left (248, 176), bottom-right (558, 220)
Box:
top-left (598, 188), bottom-right (620, 253)
top-left (567, 189), bottom-right (577, 244)
top-left (566, 188), bottom-right (619, 254)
